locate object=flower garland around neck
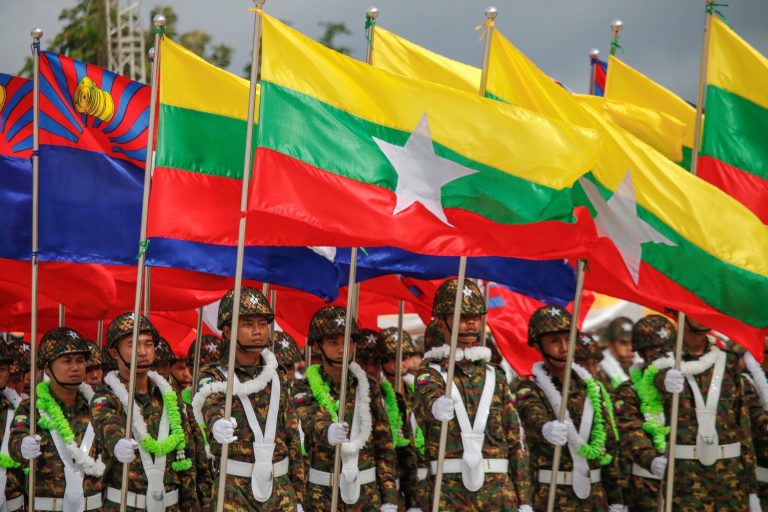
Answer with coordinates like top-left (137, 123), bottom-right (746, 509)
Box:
top-left (422, 344), bottom-right (492, 364)
top-left (630, 365), bottom-right (669, 453)
top-left (306, 364), bottom-right (339, 422)
top-left (104, 370), bottom-right (191, 472)
top-left (379, 379), bottom-right (409, 449)
top-left (597, 381), bottom-right (619, 441)
top-left (2, 386), bottom-right (22, 410)
top-left (744, 352), bottom-right (768, 412)
top-left (532, 362), bottom-right (612, 465)
top-left (36, 381), bottom-right (105, 476)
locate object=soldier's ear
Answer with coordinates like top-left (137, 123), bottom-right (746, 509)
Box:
top-left (222, 325), bottom-right (231, 340)
top-left (108, 346), bottom-right (119, 361)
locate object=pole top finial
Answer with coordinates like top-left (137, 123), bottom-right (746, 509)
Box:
top-left (31, 28), bottom-right (43, 40)
top-left (610, 19), bottom-right (623, 34)
top-left (255, 0), bottom-right (267, 8)
top-left (148, 47), bottom-right (155, 61)
top-left (367, 7), bottom-right (379, 19)
top-left (153, 14), bottom-right (166, 28)
top-left (589, 48), bottom-right (600, 59)
top-left (485, 6), bottom-right (498, 21)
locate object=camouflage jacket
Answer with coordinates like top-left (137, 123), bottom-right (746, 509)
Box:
top-left (10, 391), bottom-right (103, 500)
top-left (415, 357), bottom-right (532, 506)
top-left (612, 380), bottom-right (659, 478)
top-left (184, 401), bottom-right (213, 510)
top-left (0, 394), bottom-right (23, 502)
top-left (292, 365), bottom-right (399, 506)
top-left (89, 375), bottom-right (198, 509)
top-left (197, 359), bottom-right (305, 503)
top-left (742, 372), bottom-right (768, 471)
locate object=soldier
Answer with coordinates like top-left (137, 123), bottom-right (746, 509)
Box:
top-left (514, 305), bottom-right (623, 511)
top-left (574, 333), bottom-right (604, 379)
top-left (355, 328), bottom-right (384, 379)
top-left (415, 279), bottom-right (532, 511)
top-left (83, 339), bottom-right (104, 387)
top-left (194, 287), bottom-right (303, 511)
top-left (11, 327), bottom-right (104, 511)
top-left (273, 331), bottom-right (305, 384)
top-left (187, 335), bottom-right (222, 372)
top-left (598, 317), bottom-right (638, 390)
top-left (6, 338), bottom-right (30, 398)
top-left (153, 338), bottom-right (174, 381)
top-left (380, 328), bottom-right (415, 409)
top-left (292, 305), bottom-right (399, 511)
top-left (613, 315), bottom-right (675, 511)
top-left (91, 312), bottom-right (202, 511)
top-left (0, 340), bottom-right (24, 511)
top-left (403, 332), bottom-right (423, 377)
top-left (653, 316), bottom-right (761, 511)
top-left (420, 320), bottom-right (446, 362)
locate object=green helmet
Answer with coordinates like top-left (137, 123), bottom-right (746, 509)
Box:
top-left (308, 306), bottom-right (358, 345)
top-left (154, 338), bottom-right (174, 365)
top-left (411, 335), bottom-right (425, 356)
top-left (217, 287), bottom-right (274, 331)
top-left (380, 327), bottom-right (413, 359)
top-left (432, 279), bottom-right (486, 317)
top-left (0, 342), bottom-right (15, 366)
top-left (631, 315), bottom-right (676, 353)
top-left (107, 312), bottom-right (159, 349)
top-left (528, 305), bottom-right (572, 347)
top-left (186, 335), bottom-right (223, 368)
top-left (273, 332), bottom-right (303, 367)
top-left (355, 329), bottom-right (384, 361)
top-left (605, 317), bottom-right (634, 342)
top-left (423, 320), bottom-right (446, 351)
top-left (574, 332), bottom-right (603, 362)
top-left (7, 337), bottom-right (30, 374)
top-left (84, 339), bottom-right (103, 367)
top-left (38, 327), bottom-right (91, 369)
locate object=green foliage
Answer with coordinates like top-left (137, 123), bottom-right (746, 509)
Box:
top-left (317, 21), bottom-right (352, 55)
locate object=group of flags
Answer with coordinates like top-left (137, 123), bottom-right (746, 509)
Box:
top-left (0, 9), bottom-right (766, 369)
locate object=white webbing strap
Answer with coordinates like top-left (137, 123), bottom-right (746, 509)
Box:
top-left (683, 350), bottom-right (727, 466)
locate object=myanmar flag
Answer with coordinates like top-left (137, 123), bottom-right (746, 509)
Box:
top-left (700, 18), bottom-right (768, 224)
top-left (247, 14), bottom-right (601, 260)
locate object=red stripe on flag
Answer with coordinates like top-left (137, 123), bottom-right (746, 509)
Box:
top-left (698, 155), bottom-right (768, 224)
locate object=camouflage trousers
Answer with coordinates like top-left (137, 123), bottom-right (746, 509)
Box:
top-left (532, 479), bottom-right (609, 512)
top-left (212, 474), bottom-right (297, 512)
top-left (669, 458), bottom-right (750, 511)
top-left (429, 473), bottom-right (521, 512)
top-left (304, 481), bottom-right (381, 512)
top-left (625, 475), bottom-right (661, 512)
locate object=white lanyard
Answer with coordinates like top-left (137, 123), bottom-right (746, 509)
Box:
top-left (47, 417), bottom-right (96, 512)
top-left (683, 350), bottom-right (726, 466)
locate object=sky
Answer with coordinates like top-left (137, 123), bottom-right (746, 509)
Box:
top-left (2, 0), bottom-right (767, 102)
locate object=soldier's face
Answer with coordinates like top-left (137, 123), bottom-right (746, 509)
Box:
top-left (48, 354), bottom-right (87, 386)
top-left (608, 338), bottom-right (635, 368)
top-left (357, 357), bottom-right (380, 378)
top-left (575, 357), bottom-right (599, 377)
top-left (171, 360), bottom-right (192, 388)
top-left (438, 314), bottom-right (482, 347)
top-left (225, 315), bottom-right (270, 350)
top-left (111, 333), bottom-right (156, 374)
top-left (320, 335), bottom-right (354, 364)
top-left (538, 332), bottom-right (569, 370)
top-left (406, 354), bottom-right (422, 372)
top-left (85, 365), bottom-right (103, 387)
top-left (382, 357), bottom-right (406, 377)
top-left (0, 363), bottom-right (10, 389)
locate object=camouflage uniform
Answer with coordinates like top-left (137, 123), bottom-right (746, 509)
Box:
top-left (9, 327), bottom-right (104, 511)
top-left (0, 341), bottom-right (24, 511)
top-left (654, 333), bottom-right (758, 511)
top-left (294, 306), bottom-right (398, 511)
top-left (198, 287), bottom-right (303, 511)
top-left (91, 313), bottom-right (201, 511)
top-left (514, 306), bottom-right (622, 511)
top-left (84, 339), bottom-right (103, 368)
top-left (415, 279), bottom-right (532, 511)
top-left (596, 318), bottom-right (635, 391)
top-left (7, 338), bottom-right (30, 398)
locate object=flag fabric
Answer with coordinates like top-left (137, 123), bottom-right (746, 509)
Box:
top-left (247, 14), bottom-right (601, 260)
top-left (700, 18), bottom-right (768, 224)
top-left (591, 57), bottom-right (607, 96)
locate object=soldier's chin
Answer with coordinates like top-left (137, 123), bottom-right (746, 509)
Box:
top-left (238, 341), bottom-right (268, 351)
top-left (457, 333), bottom-right (479, 344)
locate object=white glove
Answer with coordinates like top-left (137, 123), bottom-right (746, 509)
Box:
top-left (518, 505), bottom-right (534, 512)
top-left (20, 434), bottom-right (41, 460)
top-left (542, 420), bottom-right (569, 446)
top-left (380, 504), bottom-right (398, 512)
top-left (431, 396), bottom-right (456, 422)
top-left (327, 422), bottom-right (350, 446)
top-left (664, 369), bottom-right (685, 393)
top-left (650, 456), bottom-right (667, 479)
top-left (212, 417), bottom-right (238, 444)
top-left (608, 505), bottom-right (625, 512)
top-left (407, 509), bottom-right (424, 512)
top-left (114, 438), bottom-right (138, 463)
top-left (296, 505), bottom-right (304, 512)
top-left (750, 493), bottom-right (761, 512)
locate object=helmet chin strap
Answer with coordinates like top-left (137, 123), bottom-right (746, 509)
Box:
top-left (115, 350), bottom-right (153, 371)
top-left (318, 345), bottom-right (345, 367)
top-left (236, 339), bottom-right (269, 352)
top-left (536, 341), bottom-right (568, 365)
top-left (440, 316), bottom-right (479, 345)
top-left (685, 318), bottom-right (710, 336)
top-left (47, 366), bottom-right (82, 389)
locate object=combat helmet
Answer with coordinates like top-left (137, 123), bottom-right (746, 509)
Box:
top-left (38, 327), bottom-right (91, 369)
top-left (432, 279), bottom-right (486, 317)
top-left (217, 287), bottom-right (274, 331)
top-left (527, 305), bottom-right (572, 347)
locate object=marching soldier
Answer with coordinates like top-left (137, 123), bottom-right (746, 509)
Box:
top-left (273, 331), bottom-right (305, 384)
top-left (83, 339), bottom-right (104, 387)
top-left (574, 333), bottom-right (604, 379)
top-left (742, 340), bottom-right (768, 506)
top-left (515, 305), bottom-right (623, 511)
top-left (7, 338), bottom-right (30, 398)
top-left (292, 305), bottom-right (399, 511)
top-left (355, 329), bottom-right (384, 379)
top-left (597, 317), bottom-right (638, 391)
top-left (153, 338), bottom-right (174, 381)
top-left (194, 287), bottom-right (304, 511)
top-left (91, 312), bottom-right (202, 511)
top-left (11, 327), bottom-right (104, 511)
top-left (653, 316), bottom-right (761, 511)
top-left (0, 341), bottom-right (24, 511)
top-left (415, 279), bottom-right (532, 511)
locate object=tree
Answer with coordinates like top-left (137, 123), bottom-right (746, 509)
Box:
top-left (317, 21), bottom-right (352, 55)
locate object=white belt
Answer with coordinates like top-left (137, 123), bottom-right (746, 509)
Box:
top-left (417, 467), bottom-right (428, 481)
top-left (5, 495), bottom-right (23, 512)
top-left (538, 468), bottom-right (601, 485)
top-left (225, 457), bottom-right (289, 479)
top-left (674, 442), bottom-right (740, 460)
top-left (631, 462), bottom-right (660, 480)
top-left (106, 487), bottom-right (179, 509)
top-left (430, 458), bottom-right (509, 475)
top-left (757, 466), bottom-right (768, 483)
top-left (308, 467), bottom-right (376, 487)
top-left (35, 494), bottom-right (103, 511)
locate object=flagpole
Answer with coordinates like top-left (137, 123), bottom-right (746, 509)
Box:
top-left (394, 300), bottom-right (405, 393)
top-left (588, 48), bottom-right (600, 96)
top-left (97, 319), bottom-right (104, 346)
top-left (662, 3), bottom-right (714, 511)
top-left (269, 288), bottom-right (277, 350)
top-left (27, 27), bottom-right (43, 512)
top-left (191, 306), bottom-right (204, 388)
top-left (143, 266), bottom-right (151, 318)
top-left (479, 280), bottom-right (490, 347)
top-left (118, 16), bottom-right (164, 512)
top-left (214, 3), bottom-right (265, 511)
top-left (58, 304), bottom-right (65, 327)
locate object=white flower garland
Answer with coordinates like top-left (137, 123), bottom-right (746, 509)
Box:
top-left (599, 349), bottom-right (629, 384)
top-left (191, 349), bottom-right (279, 428)
top-left (2, 386), bottom-right (22, 409)
top-left (652, 346), bottom-right (721, 376)
top-left (422, 344), bottom-right (492, 364)
top-left (402, 373), bottom-right (415, 390)
top-left (341, 362), bottom-right (372, 454)
top-left (744, 352), bottom-right (768, 412)
top-left (37, 382), bottom-right (105, 476)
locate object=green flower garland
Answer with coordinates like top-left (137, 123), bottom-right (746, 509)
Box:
top-left (0, 454), bottom-right (19, 469)
top-left (307, 365), bottom-right (339, 422)
top-left (37, 382), bottom-right (76, 443)
top-left (580, 378), bottom-right (613, 465)
top-left (379, 380), bottom-right (410, 449)
top-left (598, 381), bottom-right (619, 441)
top-left (631, 365), bottom-right (669, 452)
top-left (181, 388), bottom-right (192, 406)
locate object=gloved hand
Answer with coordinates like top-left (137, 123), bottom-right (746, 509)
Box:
top-left (664, 369), bottom-right (685, 393)
top-left (431, 396), bottom-right (456, 422)
top-left (542, 420), bottom-right (569, 446)
top-left (750, 493), bottom-right (761, 512)
top-left (380, 504), bottom-right (398, 512)
top-left (212, 417), bottom-right (238, 444)
top-left (20, 434), bottom-right (41, 460)
top-left (114, 438), bottom-right (138, 463)
top-left (406, 508), bottom-right (424, 512)
top-left (296, 504), bottom-right (304, 512)
top-left (608, 505), bottom-right (625, 512)
top-left (650, 456), bottom-right (667, 479)
top-left (327, 422), bottom-right (350, 446)
top-left (518, 505), bottom-right (534, 512)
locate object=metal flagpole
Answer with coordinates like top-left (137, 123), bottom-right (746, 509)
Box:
top-left (588, 48), bottom-right (600, 96)
top-left (191, 306), bottom-right (204, 388)
top-left (479, 280), bottom-right (490, 347)
top-left (610, 19), bottom-right (623, 56)
top-left (269, 288), bottom-right (277, 350)
top-left (663, 3), bottom-right (714, 510)
top-left (215, 3), bottom-right (265, 510)
top-left (330, 249), bottom-right (359, 512)
top-left (27, 27), bottom-right (43, 512)
top-left (58, 304), bottom-right (65, 327)
top-left (118, 15), bottom-right (164, 512)
top-left (97, 320), bottom-right (104, 346)
top-left (394, 300), bottom-right (405, 393)
top-left (545, 260), bottom-right (587, 512)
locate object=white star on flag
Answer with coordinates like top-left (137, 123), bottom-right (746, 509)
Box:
top-left (373, 113), bottom-right (478, 226)
top-left (579, 171), bottom-right (676, 285)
